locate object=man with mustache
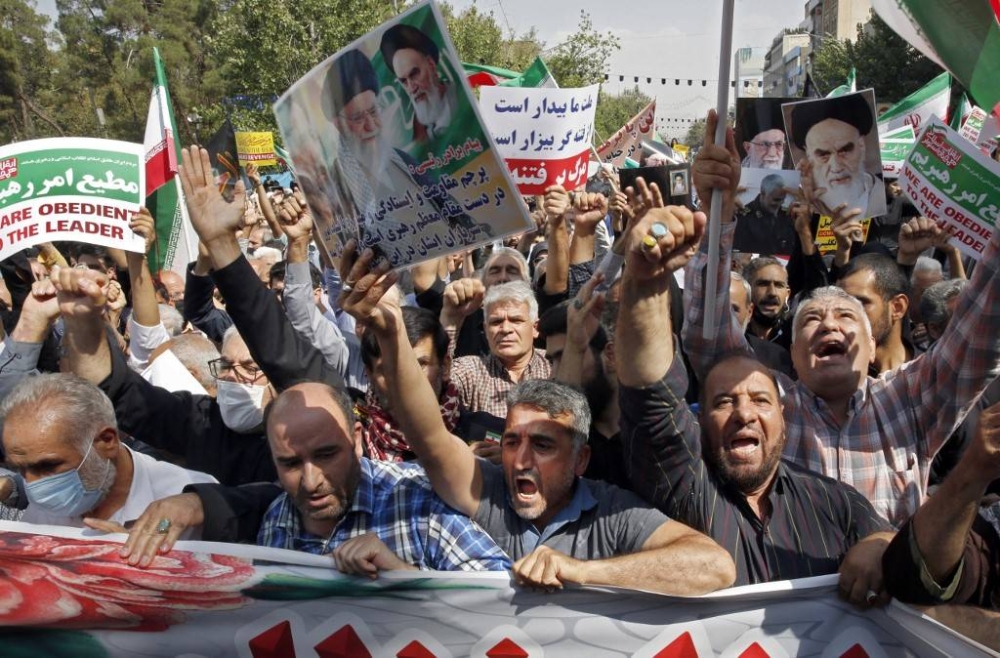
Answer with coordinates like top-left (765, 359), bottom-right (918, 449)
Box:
top-left (323, 49), bottom-right (486, 254)
top-left (742, 256), bottom-right (792, 350)
top-left (685, 109), bottom-right (1000, 528)
top-left (613, 190), bottom-right (891, 592)
top-left (790, 93), bottom-right (884, 219)
top-left (380, 24), bottom-right (459, 144)
top-left (338, 245), bottom-right (736, 595)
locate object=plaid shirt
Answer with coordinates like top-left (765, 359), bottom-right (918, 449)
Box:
top-left (451, 349), bottom-right (551, 418)
top-left (257, 458), bottom-right (511, 571)
top-left (681, 222), bottom-right (1000, 527)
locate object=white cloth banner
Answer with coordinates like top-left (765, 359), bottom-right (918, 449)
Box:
top-left (0, 521), bottom-right (990, 657)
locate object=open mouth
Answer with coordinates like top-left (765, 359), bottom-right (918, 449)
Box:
top-left (515, 477), bottom-right (538, 499)
top-left (814, 340), bottom-right (848, 360)
top-left (726, 432), bottom-right (760, 458)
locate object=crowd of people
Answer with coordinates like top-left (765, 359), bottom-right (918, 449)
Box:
top-left (0, 108), bottom-right (998, 647)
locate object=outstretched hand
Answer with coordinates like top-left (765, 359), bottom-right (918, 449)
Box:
top-left (178, 146), bottom-right (247, 246)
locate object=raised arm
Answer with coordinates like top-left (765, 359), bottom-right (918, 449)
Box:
top-left (246, 163), bottom-right (283, 238)
top-left (277, 193), bottom-right (349, 374)
top-left (543, 185), bottom-right (571, 295)
top-left (338, 244), bottom-right (482, 517)
top-left (681, 110), bottom-right (748, 380)
top-left (883, 401), bottom-right (1000, 607)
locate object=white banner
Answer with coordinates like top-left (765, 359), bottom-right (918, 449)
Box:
top-left (479, 85), bottom-right (598, 194)
top-left (0, 521), bottom-right (990, 657)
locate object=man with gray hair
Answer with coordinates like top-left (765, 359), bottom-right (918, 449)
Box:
top-left (688, 132), bottom-right (1000, 527)
top-left (337, 261), bottom-right (736, 594)
top-left (449, 280), bottom-right (551, 426)
top-left (0, 374), bottom-right (215, 531)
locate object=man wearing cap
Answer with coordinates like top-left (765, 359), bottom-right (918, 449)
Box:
top-left (790, 93), bottom-right (884, 218)
top-left (323, 49), bottom-right (488, 251)
top-left (380, 24), bottom-right (459, 144)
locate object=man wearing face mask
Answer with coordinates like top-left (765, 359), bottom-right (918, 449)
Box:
top-left (0, 374), bottom-right (216, 529)
top-left (53, 266), bottom-right (278, 487)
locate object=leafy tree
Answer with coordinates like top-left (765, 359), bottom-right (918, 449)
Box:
top-left (811, 12), bottom-right (942, 104)
top-left (593, 86), bottom-right (652, 144)
top-left (546, 11), bottom-right (619, 88)
top-left (684, 117), bottom-right (707, 149)
top-left (0, 0), bottom-right (65, 142)
top-left (441, 2), bottom-right (539, 71)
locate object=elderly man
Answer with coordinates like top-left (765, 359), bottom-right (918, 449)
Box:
top-left (790, 93), bottom-right (883, 218)
top-left (380, 24), bottom-right (459, 143)
top-left (686, 110), bottom-right (1000, 527)
top-left (738, 101), bottom-right (788, 170)
top-left (449, 280), bottom-right (551, 427)
top-left (0, 374), bottom-right (215, 531)
top-left (338, 250), bottom-right (736, 594)
top-left (616, 193), bottom-right (891, 594)
top-left (54, 265), bottom-right (277, 486)
top-left (733, 173), bottom-right (797, 256)
top-left (323, 49), bottom-right (486, 253)
top-left (258, 381), bottom-right (510, 575)
top-left (882, 402), bottom-right (1000, 650)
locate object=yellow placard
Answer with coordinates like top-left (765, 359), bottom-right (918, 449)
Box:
top-left (814, 215), bottom-right (872, 254)
top-left (235, 132), bottom-right (276, 167)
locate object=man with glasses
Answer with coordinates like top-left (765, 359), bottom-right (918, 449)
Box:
top-left (53, 266), bottom-right (277, 487)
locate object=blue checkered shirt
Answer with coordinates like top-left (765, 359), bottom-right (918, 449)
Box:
top-left (257, 458), bottom-right (511, 571)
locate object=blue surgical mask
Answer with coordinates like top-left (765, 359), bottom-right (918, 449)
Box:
top-left (25, 440), bottom-right (111, 517)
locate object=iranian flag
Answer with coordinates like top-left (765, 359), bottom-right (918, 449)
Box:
top-left (144, 47), bottom-right (197, 277)
top-left (871, 0), bottom-right (1000, 117)
top-left (876, 72), bottom-right (952, 133)
top-left (498, 57), bottom-right (556, 89)
top-left (826, 68), bottom-right (856, 98)
top-left (462, 62), bottom-right (520, 89)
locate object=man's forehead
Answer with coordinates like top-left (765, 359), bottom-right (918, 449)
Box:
top-left (705, 358), bottom-right (778, 395)
top-left (487, 299), bottom-right (529, 317)
top-left (221, 335), bottom-right (255, 362)
top-left (505, 405), bottom-right (574, 434)
top-left (754, 128), bottom-right (784, 141)
top-left (806, 118), bottom-right (860, 145)
top-left (753, 264), bottom-right (788, 282)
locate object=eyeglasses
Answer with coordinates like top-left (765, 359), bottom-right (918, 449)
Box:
top-left (751, 140), bottom-right (785, 151)
top-left (339, 106), bottom-right (379, 126)
top-left (208, 358), bottom-right (264, 384)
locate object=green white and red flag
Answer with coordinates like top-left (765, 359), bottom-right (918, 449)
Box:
top-left (871, 0), bottom-right (1000, 119)
top-left (951, 92), bottom-right (973, 130)
top-left (498, 57), bottom-right (556, 89)
top-left (876, 72), bottom-right (952, 133)
top-left (462, 62), bottom-right (520, 89)
top-left (143, 47), bottom-right (197, 276)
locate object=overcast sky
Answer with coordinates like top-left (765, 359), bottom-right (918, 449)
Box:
top-left (34, 0), bottom-right (807, 139)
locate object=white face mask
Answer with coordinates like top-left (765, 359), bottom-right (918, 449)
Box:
top-left (216, 380), bottom-right (267, 433)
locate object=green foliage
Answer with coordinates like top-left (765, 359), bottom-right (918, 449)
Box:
top-left (441, 2), bottom-right (539, 71)
top-left (684, 117), bottom-right (707, 149)
top-left (811, 12), bottom-right (942, 105)
top-left (593, 86), bottom-right (652, 144)
top-left (546, 10), bottom-right (619, 88)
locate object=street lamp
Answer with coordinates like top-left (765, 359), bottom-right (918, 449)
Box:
top-left (187, 113), bottom-right (203, 144)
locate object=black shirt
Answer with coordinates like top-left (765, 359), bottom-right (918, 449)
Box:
top-left (621, 359), bottom-right (891, 586)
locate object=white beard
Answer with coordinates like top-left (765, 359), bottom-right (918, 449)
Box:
top-left (345, 131), bottom-right (393, 178)
top-left (413, 85), bottom-right (448, 131)
top-left (818, 172), bottom-right (867, 215)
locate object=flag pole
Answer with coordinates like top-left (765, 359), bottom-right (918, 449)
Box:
top-left (702, 0), bottom-right (735, 339)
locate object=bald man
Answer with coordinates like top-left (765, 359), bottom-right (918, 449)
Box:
top-left (257, 382), bottom-right (510, 576)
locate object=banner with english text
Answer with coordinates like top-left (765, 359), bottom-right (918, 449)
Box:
top-left (0, 521), bottom-right (990, 658)
top-left (0, 138), bottom-right (146, 262)
top-left (478, 84), bottom-right (599, 195)
top-left (901, 116), bottom-right (1000, 261)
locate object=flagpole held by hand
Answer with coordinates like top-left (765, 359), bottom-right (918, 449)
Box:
top-left (703, 0), bottom-right (735, 339)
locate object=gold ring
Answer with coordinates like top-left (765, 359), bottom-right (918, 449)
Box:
top-left (641, 235), bottom-right (657, 251)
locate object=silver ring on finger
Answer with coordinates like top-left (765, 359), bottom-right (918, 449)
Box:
top-left (155, 518), bottom-right (172, 535)
top-left (865, 589), bottom-right (878, 605)
top-left (573, 298), bottom-right (584, 310)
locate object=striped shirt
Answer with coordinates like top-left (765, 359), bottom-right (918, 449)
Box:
top-left (451, 349), bottom-right (552, 419)
top-left (257, 458), bottom-right (511, 572)
top-left (621, 359), bottom-right (890, 586)
top-left (682, 221), bottom-right (1000, 527)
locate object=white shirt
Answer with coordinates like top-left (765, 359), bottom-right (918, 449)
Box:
top-left (23, 446), bottom-right (217, 539)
